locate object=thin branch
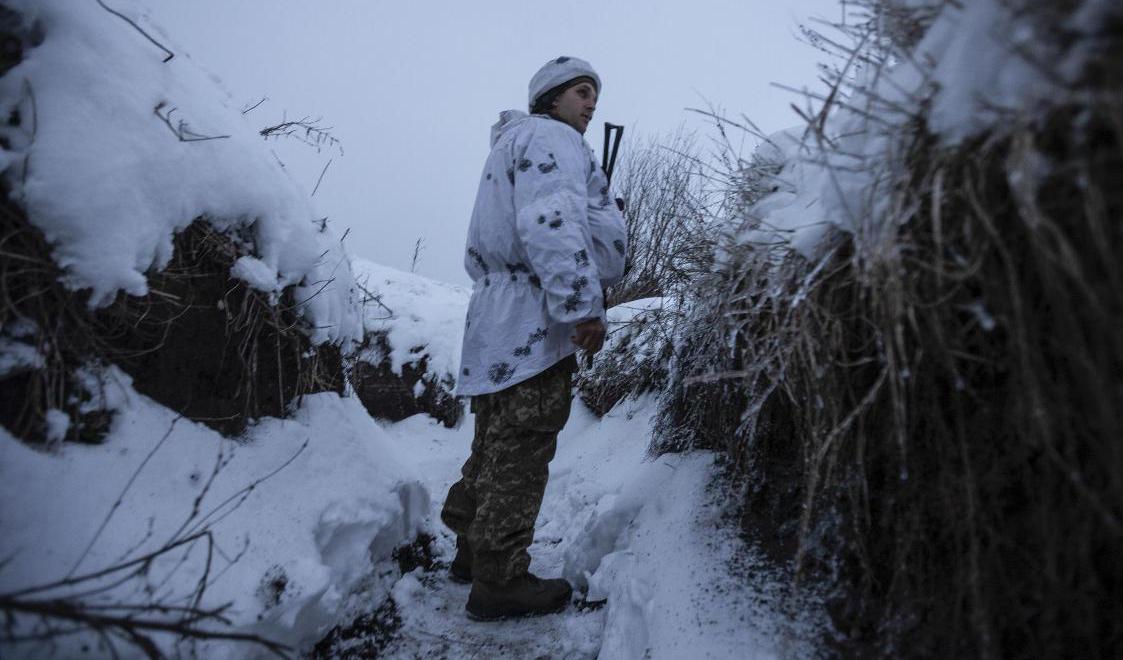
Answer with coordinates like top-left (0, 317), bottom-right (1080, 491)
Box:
top-left (180, 440), bottom-right (309, 539)
top-left (241, 96), bottom-right (268, 115)
top-left (94, 0), bottom-right (174, 62)
top-left (2, 531), bottom-right (209, 600)
top-left (0, 596), bottom-right (292, 658)
top-left (68, 417), bottom-right (182, 578)
top-left (154, 103), bottom-right (230, 143)
top-left (310, 158), bottom-right (332, 197)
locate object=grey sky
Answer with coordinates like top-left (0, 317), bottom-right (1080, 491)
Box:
top-left (143, 0), bottom-right (839, 285)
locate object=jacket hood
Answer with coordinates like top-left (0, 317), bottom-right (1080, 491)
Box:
top-left (491, 109), bottom-right (535, 147)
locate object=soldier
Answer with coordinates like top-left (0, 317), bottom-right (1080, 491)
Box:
top-left (441, 56), bottom-right (628, 620)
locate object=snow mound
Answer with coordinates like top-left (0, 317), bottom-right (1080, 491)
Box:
top-left (0, 368), bottom-right (426, 657)
top-left (352, 258), bottom-right (469, 379)
top-left (564, 450), bottom-right (819, 659)
top-left (0, 0), bottom-right (361, 345)
top-left (349, 259), bottom-right (469, 426)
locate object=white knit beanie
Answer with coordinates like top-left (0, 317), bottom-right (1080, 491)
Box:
top-left (527, 56), bottom-right (601, 112)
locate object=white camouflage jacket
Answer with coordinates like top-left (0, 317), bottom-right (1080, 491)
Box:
top-left (456, 110), bottom-right (628, 396)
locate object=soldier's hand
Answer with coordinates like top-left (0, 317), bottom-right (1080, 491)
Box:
top-left (572, 319), bottom-right (606, 355)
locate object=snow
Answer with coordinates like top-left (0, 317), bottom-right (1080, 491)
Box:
top-left (735, 126), bottom-right (842, 260)
top-left (230, 255), bottom-right (282, 294)
top-left (0, 335), bottom-right (43, 376)
top-left (0, 0), bottom-right (362, 346)
top-left (0, 2), bottom-right (833, 656)
top-left (360, 395), bottom-right (819, 659)
top-left (41, 408), bottom-right (69, 444)
top-left (352, 258), bottom-right (469, 379)
top-left (599, 297), bottom-right (671, 366)
top-left (1, 290), bottom-right (816, 659)
top-left (908, 0), bottom-right (1059, 144)
top-left (737, 0), bottom-right (1100, 263)
top-left (0, 367), bottom-right (427, 657)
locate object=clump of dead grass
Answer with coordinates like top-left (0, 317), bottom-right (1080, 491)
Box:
top-left (659, 1), bottom-right (1123, 656)
top-left (0, 196), bottom-right (344, 442)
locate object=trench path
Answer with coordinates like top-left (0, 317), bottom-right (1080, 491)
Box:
top-left (358, 401), bottom-right (643, 659)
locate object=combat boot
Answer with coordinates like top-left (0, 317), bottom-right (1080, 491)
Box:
top-left (465, 573), bottom-right (572, 621)
top-left (449, 537), bottom-right (472, 583)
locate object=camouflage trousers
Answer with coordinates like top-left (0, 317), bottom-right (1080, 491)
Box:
top-left (441, 355), bottom-right (575, 584)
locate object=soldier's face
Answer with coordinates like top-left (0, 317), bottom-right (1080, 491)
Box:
top-left (552, 81), bottom-right (597, 134)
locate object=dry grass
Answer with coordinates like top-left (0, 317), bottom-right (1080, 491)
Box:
top-left (0, 197), bottom-right (343, 442)
top-left (659, 2), bottom-right (1123, 655)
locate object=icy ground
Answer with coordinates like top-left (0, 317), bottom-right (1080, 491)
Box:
top-left (341, 395), bottom-right (809, 660)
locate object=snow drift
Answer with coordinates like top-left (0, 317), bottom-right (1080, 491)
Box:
top-left (348, 259), bottom-right (468, 428)
top-left (0, 369), bottom-right (428, 658)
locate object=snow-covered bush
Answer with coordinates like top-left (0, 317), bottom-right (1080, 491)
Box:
top-left (576, 297), bottom-right (678, 416)
top-left (349, 259), bottom-right (468, 427)
top-left (660, 0), bottom-right (1123, 656)
top-left (609, 130), bottom-right (715, 306)
top-left (0, 1), bottom-right (363, 439)
top-left (576, 129), bottom-right (719, 416)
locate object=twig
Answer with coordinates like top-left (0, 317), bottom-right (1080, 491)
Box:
top-left (310, 158), bottom-right (332, 197)
top-left (180, 440), bottom-right (310, 539)
top-left (241, 96), bottom-right (267, 115)
top-left (68, 417), bottom-right (182, 577)
top-left (2, 531), bottom-right (209, 599)
top-left (0, 596), bottom-right (292, 658)
top-left (154, 103), bottom-right (230, 143)
top-left (94, 0), bottom-right (174, 62)
top-left (410, 237), bottom-right (425, 273)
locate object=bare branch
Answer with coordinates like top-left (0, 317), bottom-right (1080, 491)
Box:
top-left (310, 158), bottom-right (332, 197)
top-left (154, 103), bottom-right (230, 143)
top-left (94, 0), bottom-right (174, 62)
top-left (241, 96), bottom-right (268, 115)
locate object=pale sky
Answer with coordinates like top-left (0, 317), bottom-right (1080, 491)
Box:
top-left (143, 0), bottom-right (840, 285)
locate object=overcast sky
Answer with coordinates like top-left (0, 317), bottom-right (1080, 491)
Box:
top-left (142, 0), bottom-right (840, 285)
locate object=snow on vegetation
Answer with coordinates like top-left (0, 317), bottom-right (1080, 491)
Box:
top-left (739, 0), bottom-right (1102, 264)
top-left (0, 367), bottom-right (428, 657)
top-left (0, 0), bottom-right (361, 345)
top-left (663, 0), bottom-right (1123, 656)
top-left (576, 297), bottom-right (677, 415)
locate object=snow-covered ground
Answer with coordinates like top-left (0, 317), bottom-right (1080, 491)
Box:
top-left (2, 375), bottom-right (816, 659)
top-left (0, 366), bottom-right (428, 658)
top-left (0, 2), bottom-right (823, 656)
top-left (357, 394), bottom-right (816, 659)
